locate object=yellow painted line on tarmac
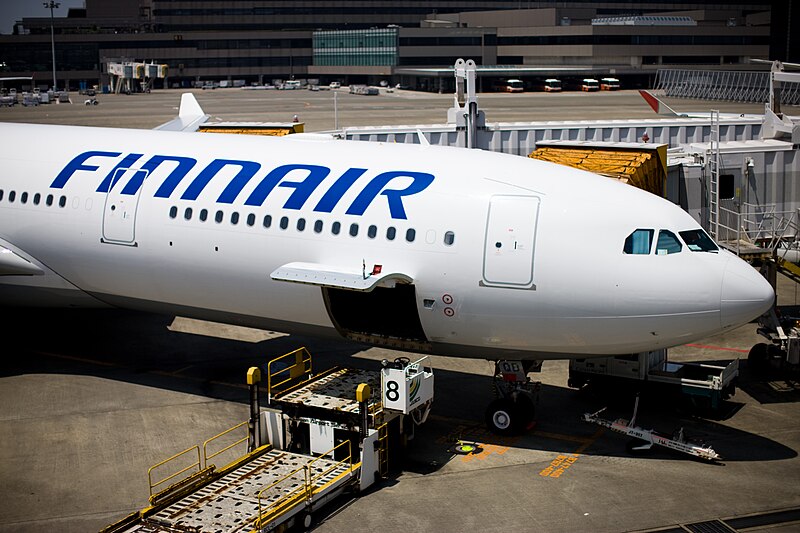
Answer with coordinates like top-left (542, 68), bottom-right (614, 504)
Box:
top-left (538, 427), bottom-right (605, 479)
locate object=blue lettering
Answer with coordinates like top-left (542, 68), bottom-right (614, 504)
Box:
top-left (96, 153), bottom-right (144, 193)
top-left (149, 156), bottom-right (198, 198)
top-left (179, 159), bottom-right (261, 203)
top-left (51, 151), bottom-right (121, 189)
top-left (346, 171), bottom-right (434, 219)
top-left (313, 168), bottom-right (368, 213)
top-left (52, 150), bottom-right (436, 220)
top-left (245, 164), bottom-right (329, 209)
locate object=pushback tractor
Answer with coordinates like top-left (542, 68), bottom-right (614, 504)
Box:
top-left (101, 348), bottom-right (433, 533)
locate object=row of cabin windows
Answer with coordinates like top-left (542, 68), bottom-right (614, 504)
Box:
top-left (624, 228), bottom-right (718, 255)
top-left (0, 190), bottom-right (68, 208)
top-left (169, 206), bottom-right (457, 246)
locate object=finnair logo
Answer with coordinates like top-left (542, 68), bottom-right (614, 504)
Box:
top-left (51, 151), bottom-right (435, 220)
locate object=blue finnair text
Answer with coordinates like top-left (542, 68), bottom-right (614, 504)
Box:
top-left (51, 151), bottom-right (435, 220)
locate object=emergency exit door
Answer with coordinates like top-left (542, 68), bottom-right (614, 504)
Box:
top-left (482, 195), bottom-right (540, 289)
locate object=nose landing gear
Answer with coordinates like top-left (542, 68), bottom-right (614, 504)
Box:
top-left (485, 360), bottom-right (541, 435)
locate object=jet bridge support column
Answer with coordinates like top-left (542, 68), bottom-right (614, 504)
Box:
top-left (448, 58), bottom-right (485, 149)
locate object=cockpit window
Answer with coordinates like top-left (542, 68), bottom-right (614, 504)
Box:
top-left (656, 230), bottom-right (682, 255)
top-left (679, 229), bottom-right (719, 252)
top-left (623, 229), bottom-right (654, 254)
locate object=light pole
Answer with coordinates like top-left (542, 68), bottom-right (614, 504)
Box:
top-left (43, 1), bottom-right (60, 91)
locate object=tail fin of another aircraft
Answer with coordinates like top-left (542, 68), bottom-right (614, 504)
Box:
top-left (154, 93), bottom-right (210, 132)
top-left (638, 90), bottom-right (683, 117)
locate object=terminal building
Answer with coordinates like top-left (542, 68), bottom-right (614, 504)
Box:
top-left (0, 0), bottom-right (787, 92)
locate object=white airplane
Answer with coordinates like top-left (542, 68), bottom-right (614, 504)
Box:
top-left (0, 95), bottom-right (774, 433)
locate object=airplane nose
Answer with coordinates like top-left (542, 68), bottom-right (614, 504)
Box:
top-left (720, 257), bottom-right (775, 330)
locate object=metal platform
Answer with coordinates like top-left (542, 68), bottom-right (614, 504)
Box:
top-left (121, 447), bottom-right (356, 533)
top-left (275, 367), bottom-right (382, 414)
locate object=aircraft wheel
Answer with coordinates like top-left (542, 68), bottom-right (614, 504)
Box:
top-left (514, 394), bottom-right (536, 430)
top-left (485, 398), bottom-right (517, 436)
top-left (747, 343), bottom-right (770, 375)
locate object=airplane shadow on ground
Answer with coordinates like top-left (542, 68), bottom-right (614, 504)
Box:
top-left (3, 307), bottom-right (796, 469)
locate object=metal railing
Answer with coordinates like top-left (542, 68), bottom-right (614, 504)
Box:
top-left (147, 445), bottom-right (202, 497)
top-left (267, 347), bottom-right (313, 403)
top-left (654, 69), bottom-right (800, 105)
top-left (716, 203), bottom-right (800, 256)
top-left (255, 440), bottom-right (356, 529)
top-left (203, 420), bottom-right (249, 469)
top-left (146, 420), bottom-right (250, 498)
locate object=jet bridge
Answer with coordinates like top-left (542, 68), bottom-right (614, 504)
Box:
top-left (101, 348), bottom-right (433, 533)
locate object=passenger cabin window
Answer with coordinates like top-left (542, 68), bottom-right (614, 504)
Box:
top-left (215, 210), bottom-right (224, 223)
top-left (169, 206), bottom-right (178, 218)
top-left (386, 227), bottom-right (396, 241)
top-left (247, 213), bottom-right (255, 226)
top-left (444, 231), bottom-right (455, 246)
top-left (200, 209), bottom-right (208, 222)
top-left (332, 221), bottom-right (341, 235)
top-left (406, 228), bottom-right (416, 242)
top-left (679, 229), bottom-right (718, 252)
top-left (184, 207), bottom-right (193, 220)
top-left (656, 230), bottom-right (682, 255)
top-left (623, 229), bottom-right (653, 254)
top-left (314, 220), bottom-right (323, 233)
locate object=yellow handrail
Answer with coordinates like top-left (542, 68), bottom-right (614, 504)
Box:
top-left (255, 440), bottom-right (355, 529)
top-left (147, 445), bottom-right (201, 496)
top-left (267, 347), bottom-right (312, 402)
top-left (202, 421), bottom-right (249, 469)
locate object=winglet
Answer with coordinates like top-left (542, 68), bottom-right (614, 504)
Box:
top-left (178, 93), bottom-right (205, 119)
top-left (154, 93), bottom-right (210, 132)
top-left (638, 90), bottom-right (682, 117)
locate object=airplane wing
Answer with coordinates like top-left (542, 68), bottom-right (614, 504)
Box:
top-left (271, 262), bottom-right (412, 291)
top-left (154, 93), bottom-right (209, 132)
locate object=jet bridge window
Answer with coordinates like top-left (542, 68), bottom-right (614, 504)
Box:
top-left (656, 230), bottom-right (682, 255)
top-left (679, 229), bottom-right (718, 252)
top-left (623, 229), bottom-right (654, 254)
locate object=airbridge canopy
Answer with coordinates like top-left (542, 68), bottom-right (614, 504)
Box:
top-left (528, 140), bottom-right (668, 197)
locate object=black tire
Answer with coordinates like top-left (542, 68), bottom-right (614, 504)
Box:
top-left (514, 393), bottom-right (536, 430)
top-left (485, 398), bottom-right (517, 436)
top-left (748, 343), bottom-right (770, 375)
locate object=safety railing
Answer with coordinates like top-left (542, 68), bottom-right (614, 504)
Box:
top-left (255, 440), bottom-right (355, 529)
top-left (715, 203), bottom-right (800, 256)
top-left (267, 347), bottom-right (313, 403)
top-left (203, 420), bottom-right (249, 470)
top-left (146, 420), bottom-right (251, 499)
top-left (147, 445), bottom-right (202, 497)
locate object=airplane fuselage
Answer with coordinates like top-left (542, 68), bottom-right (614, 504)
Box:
top-left (0, 122), bottom-right (774, 360)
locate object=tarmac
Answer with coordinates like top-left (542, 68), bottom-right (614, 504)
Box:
top-left (1, 88), bottom-right (799, 533)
